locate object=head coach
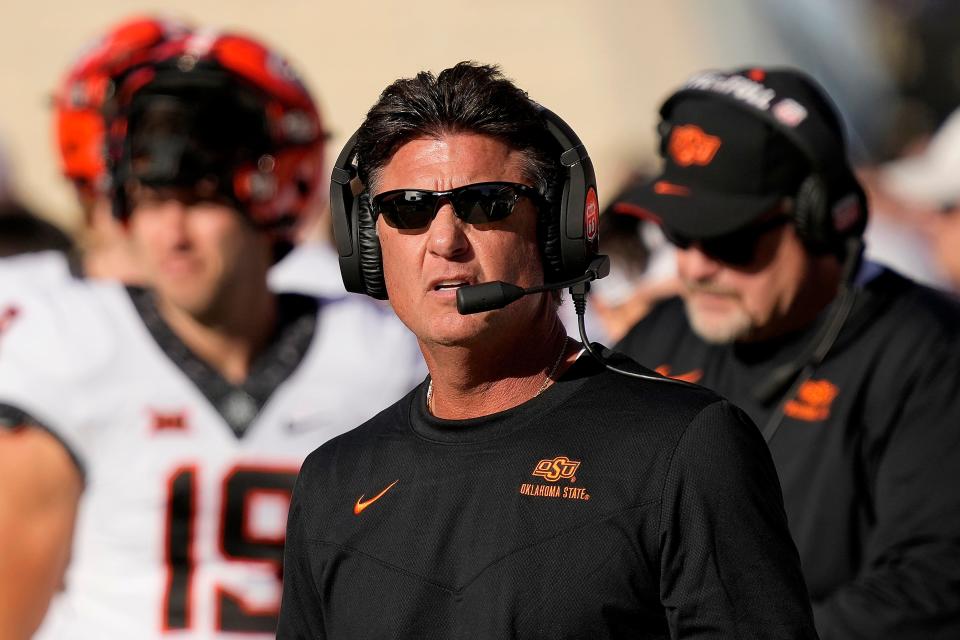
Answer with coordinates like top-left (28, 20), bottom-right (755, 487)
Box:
top-left (277, 61), bottom-right (818, 639)
top-left (615, 67), bottom-right (960, 639)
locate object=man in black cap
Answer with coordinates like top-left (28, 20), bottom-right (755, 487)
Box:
top-left (617, 67), bottom-right (960, 639)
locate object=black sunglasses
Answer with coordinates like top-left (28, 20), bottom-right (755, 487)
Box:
top-left (371, 181), bottom-right (546, 230)
top-left (664, 214), bottom-right (792, 266)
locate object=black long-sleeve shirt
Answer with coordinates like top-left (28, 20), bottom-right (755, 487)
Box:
top-left (617, 267), bottom-right (960, 639)
top-left (279, 353), bottom-right (817, 639)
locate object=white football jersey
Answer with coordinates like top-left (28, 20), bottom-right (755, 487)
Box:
top-left (268, 239), bottom-right (350, 298)
top-left (0, 278), bottom-right (424, 638)
top-left (0, 250), bottom-right (74, 298)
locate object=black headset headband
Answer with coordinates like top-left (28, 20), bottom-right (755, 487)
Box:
top-left (329, 129), bottom-right (365, 294)
top-left (330, 103), bottom-right (599, 299)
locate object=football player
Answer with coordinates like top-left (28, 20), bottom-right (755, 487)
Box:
top-left (0, 29), bottom-right (423, 639)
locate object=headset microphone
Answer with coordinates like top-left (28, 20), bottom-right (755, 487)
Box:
top-left (456, 256), bottom-right (611, 315)
top-left (456, 255), bottom-right (691, 386)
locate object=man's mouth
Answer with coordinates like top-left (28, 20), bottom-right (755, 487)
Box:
top-left (433, 280), bottom-right (469, 291)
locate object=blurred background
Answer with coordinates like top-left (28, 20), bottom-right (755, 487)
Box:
top-left (1, 0), bottom-right (958, 287)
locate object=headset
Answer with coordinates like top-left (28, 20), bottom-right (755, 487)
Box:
top-left (329, 103), bottom-right (600, 300)
top-left (330, 100), bottom-right (695, 387)
top-left (656, 69), bottom-right (867, 256)
top-left (658, 69), bottom-right (870, 440)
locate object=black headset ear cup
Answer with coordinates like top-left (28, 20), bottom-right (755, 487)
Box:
top-left (539, 202), bottom-right (564, 280)
top-left (794, 174), bottom-right (832, 252)
top-left (355, 192), bottom-right (388, 299)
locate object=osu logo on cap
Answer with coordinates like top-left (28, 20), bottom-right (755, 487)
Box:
top-left (533, 456), bottom-right (580, 482)
top-left (668, 124), bottom-right (722, 167)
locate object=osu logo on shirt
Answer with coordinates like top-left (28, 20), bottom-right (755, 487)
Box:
top-left (668, 125), bottom-right (722, 167)
top-left (533, 456), bottom-right (580, 482)
top-left (784, 379), bottom-right (839, 422)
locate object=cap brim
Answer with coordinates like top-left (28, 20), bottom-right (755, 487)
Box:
top-left (611, 178), bottom-right (781, 239)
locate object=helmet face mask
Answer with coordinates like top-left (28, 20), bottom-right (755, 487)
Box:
top-left (107, 32), bottom-right (325, 249)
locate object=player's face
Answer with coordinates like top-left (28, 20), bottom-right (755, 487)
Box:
top-left (676, 222), bottom-right (812, 343)
top-left (374, 133), bottom-right (546, 348)
top-left (127, 186), bottom-right (269, 318)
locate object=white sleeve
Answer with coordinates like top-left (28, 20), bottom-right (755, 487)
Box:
top-left (315, 296), bottom-right (426, 406)
top-left (0, 281), bottom-right (116, 472)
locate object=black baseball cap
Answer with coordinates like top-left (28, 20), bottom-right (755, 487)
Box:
top-left (620, 68), bottom-right (851, 240)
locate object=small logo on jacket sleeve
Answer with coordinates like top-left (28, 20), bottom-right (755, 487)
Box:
top-left (784, 379), bottom-right (839, 422)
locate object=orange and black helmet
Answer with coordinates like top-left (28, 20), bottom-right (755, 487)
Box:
top-left (106, 30), bottom-right (326, 245)
top-left (53, 16), bottom-right (192, 201)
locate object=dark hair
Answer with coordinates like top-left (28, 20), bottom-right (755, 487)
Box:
top-left (355, 62), bottom-right (558, 198)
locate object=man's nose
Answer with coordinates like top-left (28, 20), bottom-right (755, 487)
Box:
top-left (154, 200), bottom-right (192, 247)
top-left (427, 203), bottom-right (469, 258)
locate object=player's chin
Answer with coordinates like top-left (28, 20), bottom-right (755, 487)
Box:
top-left (161, 284), bottom-right (218, 317)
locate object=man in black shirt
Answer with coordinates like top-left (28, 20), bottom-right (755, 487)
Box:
top-left (278, 62), bottom-right (818, 639)
top-left (616, 67), bottom-right (960, 639)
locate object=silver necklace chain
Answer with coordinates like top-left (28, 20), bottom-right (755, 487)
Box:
top-left (426, 336), bottom-right (571, 415)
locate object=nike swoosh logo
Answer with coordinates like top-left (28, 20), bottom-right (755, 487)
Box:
top-left (353, 479), bottom-right (399, 515)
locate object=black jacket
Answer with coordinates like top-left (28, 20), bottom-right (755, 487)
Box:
top-left (617, 267), bottom-right (960, 639)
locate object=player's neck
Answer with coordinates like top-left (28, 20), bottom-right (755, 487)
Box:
top-left (422, 313), bottom-right (575, 420)
top-left (157, 282), bottom-right (278, 385)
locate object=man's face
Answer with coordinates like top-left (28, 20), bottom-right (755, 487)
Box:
top-left (676, 221), bottom-right (814, 343)
top-left (374, 133), bottom-right (546, 348)
top-left (127, 185), bottom-right (270, 319)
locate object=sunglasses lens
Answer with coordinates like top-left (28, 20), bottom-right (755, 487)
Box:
top-left (456, 184), bottom-right (519, 224)
top-left (701, 235), bottom-right (756, 266)
top-left (666, 215), bottom-right (789, 266)
top-left (373, 183), bottom-right (539, 230)
top-left (375, 191), bottom-right (437, 229)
